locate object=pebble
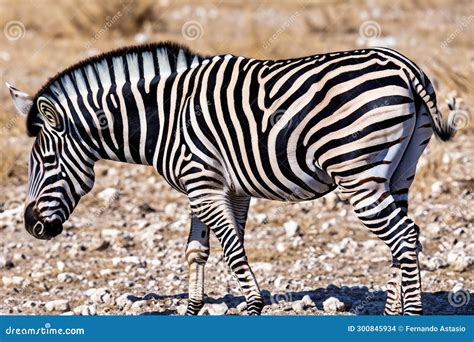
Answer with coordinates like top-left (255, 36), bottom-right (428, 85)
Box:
top-left (254, 213), bottom-right (268, 225)
top-left (0, 256), bottom-right (15, 269)
top-left (452, 282), bottom-right (464, 293)
top-left (431, 181), bottom-right (446, 196)
top-left (284, 220), bottom-right (300, 237)
top-left (301, 295), bottom-right (315, 308)
top-left (2, 276), bottom-right (25, 287)
top-left (276, 242), bottom-right (286, 253)
top-left (112, 256), bottom-right (144, 266)
top-left (97, 188), bottom-right (120, 203)
top-left (424, 256), bottom-right (448, 271)
top-left (447, 249), bottom-right (473, 272)
top-left (56, 261), bottom-right (65, 271)
top-left (176, 304), bottom-right (187, 315)
top-left (57, 272), bottom-right (76, 283)
top-left (45, 299), bottom-right (70, 312)
top-left (116, 293), bottom-right (136, 309)
top-left (236, 301), bottom-right (247, 312)
top-left (201, 302), bottom-right (228, 315)
top-left (130, 300), bottom-right (146, 311)
top-left (73, 304), bottom-right (97, 316)
top-left (90, 288), bottom-right (112, 304)
top-left (101, 228), bottom-right (121, 239)
top-left (291, 301), bottom-right (305, 312)
top-left (323, 297), bottom-right (346, 312)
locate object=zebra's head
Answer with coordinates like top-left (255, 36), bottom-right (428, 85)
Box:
top-left (7, 83), bottom-right (97, 240)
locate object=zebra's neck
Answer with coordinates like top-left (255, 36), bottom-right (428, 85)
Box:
top-left (43, 44), bottom-right (206, 171)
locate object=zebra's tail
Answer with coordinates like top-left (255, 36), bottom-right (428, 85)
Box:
top-left (408, 71), bottom-right (464, 142)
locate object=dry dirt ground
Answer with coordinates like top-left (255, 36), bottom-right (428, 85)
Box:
top-left (0, 0), bottom-right (472, 315)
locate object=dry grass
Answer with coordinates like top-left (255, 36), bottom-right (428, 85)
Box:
top-left (0, 0), bottom-right (472, 189)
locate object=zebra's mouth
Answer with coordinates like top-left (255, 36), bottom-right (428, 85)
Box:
top-left (24, 202), bottom-right (63, 240)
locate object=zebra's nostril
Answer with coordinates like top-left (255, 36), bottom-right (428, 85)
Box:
top-left (33, 221), bottom-right (44, 237)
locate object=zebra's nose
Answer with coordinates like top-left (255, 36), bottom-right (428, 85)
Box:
top-left (24, 202), bottom-right (63, 240)
top-left (24, 201), bottom-right (40, 235)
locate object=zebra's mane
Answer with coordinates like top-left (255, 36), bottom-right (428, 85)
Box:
top-left (26, 41), bottom-right (204, 136)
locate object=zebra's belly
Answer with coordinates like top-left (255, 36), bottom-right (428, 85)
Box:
top-left (226, 161), bottom-right (336, 202)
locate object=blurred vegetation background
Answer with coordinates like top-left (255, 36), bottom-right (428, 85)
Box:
top-left (0, 0), bottom-right (472, 186)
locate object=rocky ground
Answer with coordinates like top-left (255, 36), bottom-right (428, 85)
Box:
top-left (0, 133), bottom-right (472, 316)
top-left (0, 0), bottom-right (473, 315)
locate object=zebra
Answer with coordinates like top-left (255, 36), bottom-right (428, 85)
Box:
top-left (7, 42), bottom-right (461, 315)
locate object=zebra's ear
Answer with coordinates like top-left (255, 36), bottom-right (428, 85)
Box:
top-left (5, 82), bottom-right (33, 116)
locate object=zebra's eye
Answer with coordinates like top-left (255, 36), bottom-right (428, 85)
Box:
top-left (43, 154), bottom-right (55, 165)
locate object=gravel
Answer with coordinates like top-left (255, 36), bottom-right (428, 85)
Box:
top-left (0, 136), bottom-right (472, 316)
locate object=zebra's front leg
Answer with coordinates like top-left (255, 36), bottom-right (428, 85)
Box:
top-left (189, 190), bottom-right (263, 315)
top-left (185, 215), bottom-right (210, 315)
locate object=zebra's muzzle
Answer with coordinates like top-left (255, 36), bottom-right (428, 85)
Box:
top-left (24, 202), bottom-right (63, 240)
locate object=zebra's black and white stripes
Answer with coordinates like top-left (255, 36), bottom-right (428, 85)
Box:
top-left (7, 42), bottom-right (460, 315)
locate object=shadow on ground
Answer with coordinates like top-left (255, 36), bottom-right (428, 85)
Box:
top-left (140, 286), bottom-right (474, 315)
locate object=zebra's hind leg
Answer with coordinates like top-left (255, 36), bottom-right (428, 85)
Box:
top-left (185, 215), bottom-right (210, 315)
top-left (384, 263), bottom-right (402, 315)
top-left (188, 189), bottom-right (263, 315)
top-left (349, 187), bottom-right (423, 315)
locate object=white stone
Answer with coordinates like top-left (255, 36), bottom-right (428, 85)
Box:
top-left (447, 249), bottom-right (473, 272)
top-left (254, 213), bottom-right (268, 224)
top-left (276, 242), bottom-right (286, 253)
top-left (452, 282), bottom-right (464, 293)
top-left (176, 304), bottom-right (187, 315)
top-left (45, 299), bottom-right (70, 312)
top-left (73, 304), bottom-right (97, 316)
top-left (2, 276), bottom-right (25, 287)
top-left (424, 256), bottom-right (448, 271)
top-left (130, 300), bottom-right (146, 310)
top-left (301, 295), bottom-right (315, 308)
top-left (431, 181), bottom-right (445, 196)
top-left (57, 272), bottom-right (76, 283)
top-left (101, 228), bottom-right (121, 239)
top-left (323, 297), bottom-right (346, 312)
top-left (291, 300), bottom-right (305, 312)
top-left (206, 302), bottom-right (228, 315)
top-left (56, 261), bottom-right (65, 271)
top-left (112, 256), bottom-right (143, 266)
top-left (283, 220), bottom-right (300, 237)
top-left (85, 288), bottom-right (97, 297)
top-left (236, 301), bottom-right (247, 312)
top-left (97, 188), bottom-right (120, 202)
top-left (90, 288), bottom-right (112, 304)
top-left (116, 293), bottom-right (134, 309)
